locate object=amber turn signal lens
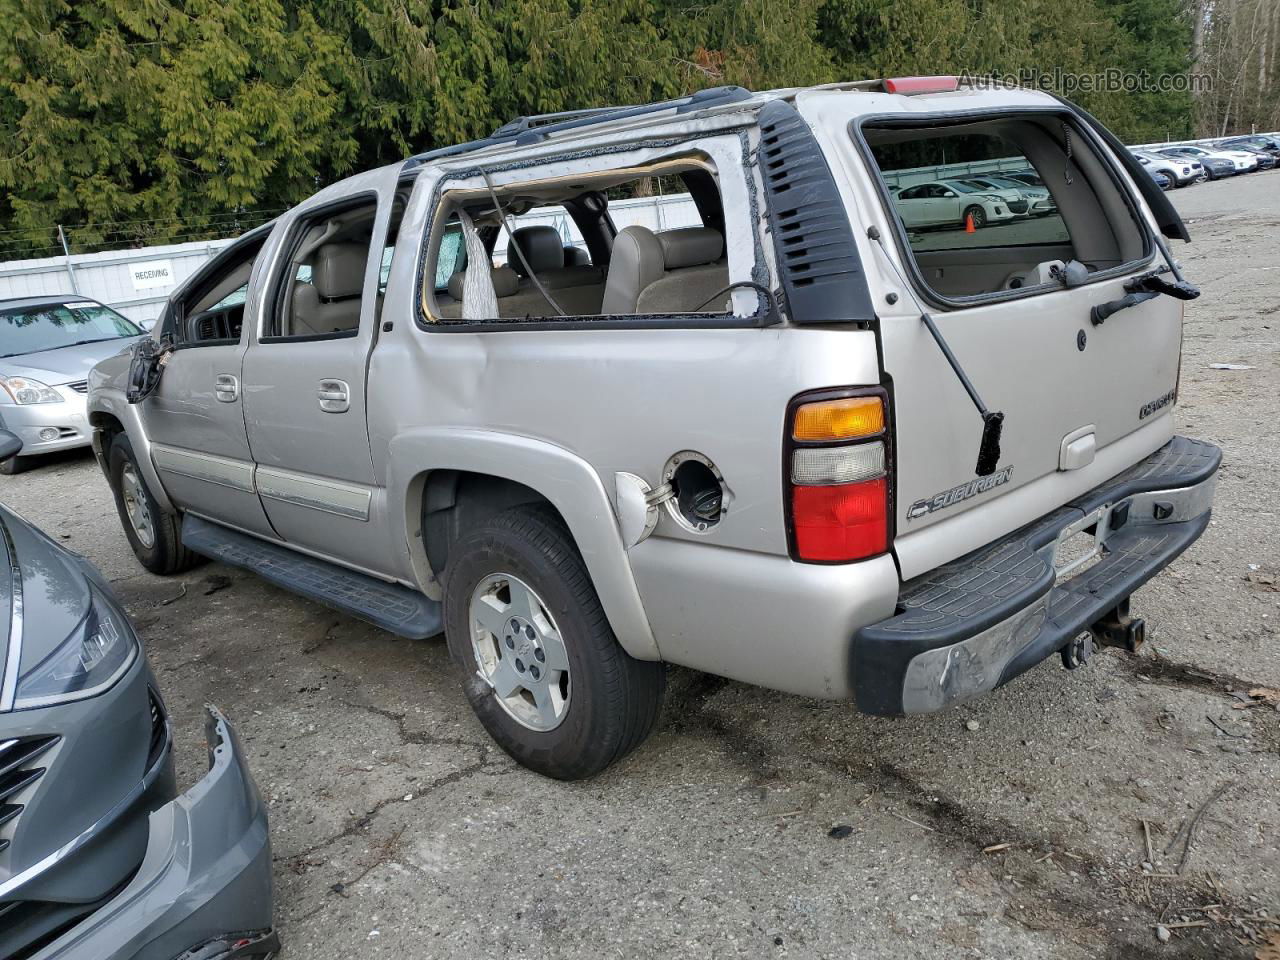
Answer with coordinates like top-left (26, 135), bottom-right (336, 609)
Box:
top-left (792, 397), bottom-right (885, 442)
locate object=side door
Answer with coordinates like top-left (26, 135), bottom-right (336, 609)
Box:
top-left (893, 185), bottom-right (930, 227)
top-left (928, 184), bottom-right (960, 224)
top-left (142, 232), bottom-right (277, 537)
top-left (239, 168), bottom-right (403, 576)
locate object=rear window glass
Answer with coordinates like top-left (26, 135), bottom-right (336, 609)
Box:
top-left (873, 134), bottom-right (1070, 252)
top-left (862, 115), bottom-right (1149, 301)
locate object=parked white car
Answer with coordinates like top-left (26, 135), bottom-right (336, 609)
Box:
top-left (892, 180), bottom-right (1016, 229)
top-left (959, 176), bottom-right (1056, 216)
top-left (1164, 143), bottom-right (1257, 173)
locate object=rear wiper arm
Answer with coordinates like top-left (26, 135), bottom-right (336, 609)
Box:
top-left (1091, 269), bottom-right (1200, 326)
top-left (864, 224), bottom-right (1004, 478)
top-left (1125, 270), bottom-right (1200, 301)
top-left (1093, 224), bottom-right (1201, 325)
top-left (920, 312), bottom-right (1004, 477)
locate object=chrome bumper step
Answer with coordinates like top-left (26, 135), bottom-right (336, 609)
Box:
top-left (852, 436), bottom-right (1221, 714)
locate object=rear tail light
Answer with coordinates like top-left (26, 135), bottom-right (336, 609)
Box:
top-left (785, 390), bottom-right (891, 564)
top-left (792, 395), bottom-right (884, 441)
top-left (791, 442), bottom-right (885, 485)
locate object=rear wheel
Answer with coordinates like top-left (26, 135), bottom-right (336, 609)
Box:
top-left (107, 435), bottom-right (201, 575)
top-left (443, 505), bottom-right (665, 780)
top-left (962, 204), bottom-right (987, 229)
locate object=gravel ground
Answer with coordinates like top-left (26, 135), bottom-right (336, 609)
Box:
top-left (3, 172), bottom-right (1278, 959)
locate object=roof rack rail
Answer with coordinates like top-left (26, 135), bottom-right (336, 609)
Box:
top-left (405, 85), bottom-right (755, 168)
top-left (491, 107), bottom-right (618, 138)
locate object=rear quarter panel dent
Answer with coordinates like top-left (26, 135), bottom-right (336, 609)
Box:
top-left (387, 428), bottom-right (661, 660)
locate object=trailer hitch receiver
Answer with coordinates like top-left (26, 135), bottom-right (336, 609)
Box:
top-left (1089, 597), bottom-right (1146, 654)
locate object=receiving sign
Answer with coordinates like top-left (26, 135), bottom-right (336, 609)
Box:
top-left (129, 260), bottom-right (175, 291)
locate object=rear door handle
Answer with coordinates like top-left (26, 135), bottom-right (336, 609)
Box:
top-left (214, 374), bottom-right (239, 403)
top-left (318, 379), bottom-right (350, 413)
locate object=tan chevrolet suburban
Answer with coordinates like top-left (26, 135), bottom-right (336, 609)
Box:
top-left (88, 76), bottom-right (1219, 779)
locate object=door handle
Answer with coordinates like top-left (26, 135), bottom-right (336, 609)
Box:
top-left (318, 379), bottom-right (350, 413)
top-left (214, 374), bottom-right (239, 403)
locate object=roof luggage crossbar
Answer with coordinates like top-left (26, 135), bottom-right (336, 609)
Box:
top-left (405, 85), bottom-right (754, 167)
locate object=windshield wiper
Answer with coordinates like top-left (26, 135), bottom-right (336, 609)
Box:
top-left (70, 337), bottom-right (119, 346)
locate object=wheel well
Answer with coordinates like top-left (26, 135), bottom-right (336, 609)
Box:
top-left (87, 412), bottom-right (125, 474)
top-left (422, 471), bottom-right (557, 575)
top-left (89, 411), bottom-right (124, 437)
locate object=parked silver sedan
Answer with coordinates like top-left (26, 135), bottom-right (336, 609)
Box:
top-left (0, 296), bottom-right (145, 474)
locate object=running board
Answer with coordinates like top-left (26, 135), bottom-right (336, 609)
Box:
top-left (181, 516), bottom-right (443, 639)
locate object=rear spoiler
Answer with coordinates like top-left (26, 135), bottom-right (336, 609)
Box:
top-left (1057, 97), bottom-right (1190, 243)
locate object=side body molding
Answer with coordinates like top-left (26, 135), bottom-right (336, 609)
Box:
top-left (386, 427), bottom-right (661, 661)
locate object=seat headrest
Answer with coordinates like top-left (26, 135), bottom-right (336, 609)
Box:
top-left (562, 245), bottom-right (590, 267)
top-left (447, 265), bottom-right (519, 301)
top-left (311, 242), bottom-right (369, 300)
top-left (657, 227), bottom-right (724, 269)
top-left (507, 226), bottom-right (565, 276)
top-left (599, 226), bottom-right (665, 316)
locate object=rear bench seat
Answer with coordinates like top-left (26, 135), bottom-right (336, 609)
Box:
top-left (504, 226), bottom-right (604, 314)
top-left (601, 225), bottom-right (728, 314)
top-left (434, 225), bottom-right (729, 320)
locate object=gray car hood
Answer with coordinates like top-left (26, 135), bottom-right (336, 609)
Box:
top-left (1, 338), bottom-right (141, 386)
top-left (0, 506), bottom-right (96, 688)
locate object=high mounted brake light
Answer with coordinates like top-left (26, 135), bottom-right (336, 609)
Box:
top-left (882, 76), bottom-right (960, 95)
top-left (785, 390), bottom-right (892, 564)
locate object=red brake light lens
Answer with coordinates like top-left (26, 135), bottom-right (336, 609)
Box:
top-left (882, 76), bottom-right (960, 95)
top-left (791, 477), bottom-right (889, 563)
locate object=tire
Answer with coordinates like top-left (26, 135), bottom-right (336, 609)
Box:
top-left (962, 204), bottom-right (986, 229)
top-left (0, 456), bottom-right (30, 476)
top-left (443, 504), bottom-right (665, 780)
top-left (107, 435), bottom-right (201, 575)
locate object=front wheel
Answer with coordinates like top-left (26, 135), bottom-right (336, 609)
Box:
top-left (443, 505), bottom-right (665, 780)
top-left (0, 456), bottom-right (30, 476)
top-left (962, 204), bottom-right (987, 229)
top-left (107, 435), bottom-right (201, 575)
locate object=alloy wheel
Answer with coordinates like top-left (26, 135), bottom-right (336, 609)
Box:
top-left (468, 573), bottom-right (571, 732)
top-left (120, 462), bottom-right (155, 549)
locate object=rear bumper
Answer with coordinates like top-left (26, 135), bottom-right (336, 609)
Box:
top-left (31, 707), bottom-right (277, 960)
top-left (852, 436), bottom-right (1221, 715)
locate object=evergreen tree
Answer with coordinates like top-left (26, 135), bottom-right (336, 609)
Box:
top-left (0, 0), bottom-right (1215, 258)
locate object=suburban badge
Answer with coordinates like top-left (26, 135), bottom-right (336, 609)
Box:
top-left (907, 466), bottom-right (1015, 520)
top-left (1139, 388), bottom-right (1177, 420)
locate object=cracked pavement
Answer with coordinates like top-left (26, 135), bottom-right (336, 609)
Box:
top-left (2, 173), bottom-right (1277, 958)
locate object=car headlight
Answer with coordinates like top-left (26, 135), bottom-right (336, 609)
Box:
top-left (0, 376), bottom-right (63, 405)
top-left (984, 194), bottom-right (1003, 202)
top-left (14, 584), bottom-right (138, 709)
